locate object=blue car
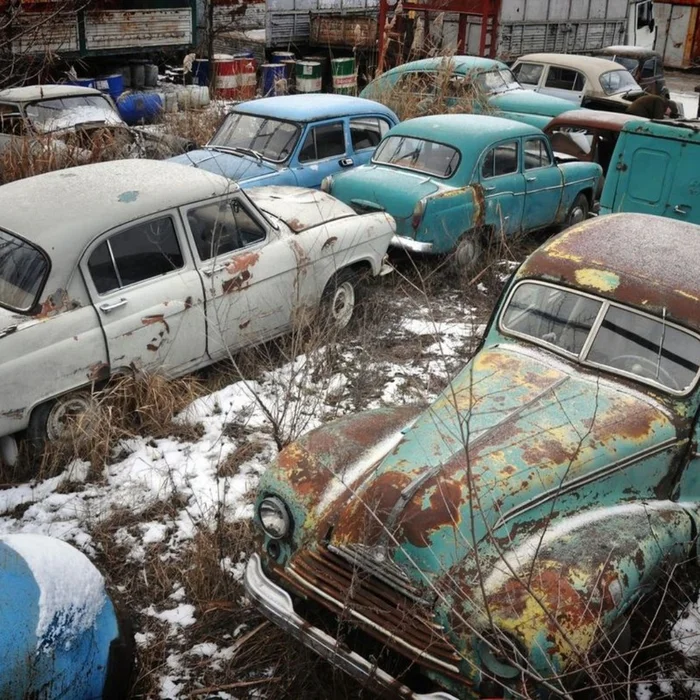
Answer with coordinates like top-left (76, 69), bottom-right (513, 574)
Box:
top-left (170, 94), bottom-right (399, 189)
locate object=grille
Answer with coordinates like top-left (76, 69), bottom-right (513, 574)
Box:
top-left (279, 546), bottom-right (463, 677)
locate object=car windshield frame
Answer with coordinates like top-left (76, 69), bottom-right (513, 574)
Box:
top-left (207, 111), bottom-right (301, 164)
top-left (599, 69), bottom-right (641, 95)
top-left (499, 279), bottom-right (700, 396)
top-left (371, 134), bottom-right (461, 179)
top-left (24, 95), bottom-right (123, 133)
top-left (0, 227), bottom-right (50, 314)
top-left (475, 68), bottom-right (522, 94)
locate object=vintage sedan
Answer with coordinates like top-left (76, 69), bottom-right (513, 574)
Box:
top-left (322, 114), bottom-right (601, 268)
top-left (170, 94), bottom-right (399, 189)
top-left (0, 85), bottom-right (193, 181)
top-left (246, 213), bottom-right (700, 699)
top-left (0, 160), bottom-right (395, 466)
top-left (594, 45), bottom-right (670, 98)
top-left (511, 53), bottom-right (646, 112)
top-left (359, 56), bottom-right (576, 130)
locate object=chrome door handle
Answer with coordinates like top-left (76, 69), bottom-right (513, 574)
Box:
top-left (339, 157), bottom-right (354, 168)
top-left (483, 185), bottom-right (496, 192)
top-left (526, 176), bottom-right (537, 182)
top-left (203, 265), bottom-right (226, 277)
top-left (99, 298), bottom-right (127, 313)
top-left (674, 205), bottom-right (690, 215)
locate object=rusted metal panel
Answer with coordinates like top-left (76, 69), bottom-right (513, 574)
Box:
top-left (84, 9), bottom-right (192, 51)
top-left (9, 12), bottom-right (78, 54)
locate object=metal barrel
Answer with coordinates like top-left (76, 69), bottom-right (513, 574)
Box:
top-left (295, 61), bottom-right (322, 93)
top-left (331, 57), bottom-right (357, 95)
top-left (261, 63), bottom-right (288, 96)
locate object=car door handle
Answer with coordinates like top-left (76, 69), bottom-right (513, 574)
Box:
top-left (675, 205), bottom-right (690, 215)
top-left (203, 265), bottom-right (226, 277)
top-left (339, 157), bottom-right (354, 168)
top-left (99, 298), bottom-right (127, 313)
top-left (525, 176), bottom-right (537, 182)
top-left (483, 185), bottom-right (496, 192)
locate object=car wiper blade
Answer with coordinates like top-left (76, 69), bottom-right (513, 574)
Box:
top-left (231, 146), bottom-right (265, 163)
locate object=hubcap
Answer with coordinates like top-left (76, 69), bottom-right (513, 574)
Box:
top-left (569, 205), bottom-right (586, 225)
top-left (455, 238), bottom-right (480, 270)
top-left (46, 395), bottom-right (93, 441)
top-left (331, 282), bottom-right (355, 329)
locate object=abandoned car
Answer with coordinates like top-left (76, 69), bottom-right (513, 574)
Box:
top-left (0, 85), bottom-right (194, 181)
top-left (322, 114), bottom-right (601, 268)
top-left (358, 56), bottom-right (576, 129)
top-left (511, 53), bottom-right (645, 112)
top-left (593, 45), bottom-right (670, 97)
top-left (0, 160), bottom-right (395, 466)
top-left (170, 94), bottom-right (399, 189)
top-left (246, 213), bottom-right (700, 699)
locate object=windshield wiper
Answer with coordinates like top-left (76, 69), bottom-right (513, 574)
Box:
top-left (205, 145), bottom-right (266, 163)
top-left (231, 146), bottom-right (264, 163)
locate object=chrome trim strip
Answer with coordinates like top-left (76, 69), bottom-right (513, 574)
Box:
top-left (244, 554), bottom-right (460, 699)
top-left (390, 235), bottom-right (434, 254)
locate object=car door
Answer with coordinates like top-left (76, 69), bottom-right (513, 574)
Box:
top-left (292, 120), bottom-right (352, 188)
top-left (182, 195), bottom-right (299, 360)
top-left (540, 66), bottom-right (586, 105)
top-left (348, 116), bottom-right (392, 166)
top-left (479, 139), bottom-right (525, 236)
top-left (522, 136), bottom-right (563, 231)
top-left (82, 213), bottom-right (207, 376)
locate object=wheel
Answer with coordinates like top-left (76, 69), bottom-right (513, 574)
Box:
top-left (452, 233), bottom-right (483, 274)
top-left (565, 193), bottom-right (589, 228)
top-left (609, 354), bottom-right (680, 390)
top-left (25, 391), bottom-right (95, 458)
top-left (321, 269), bottom-right (359, 330)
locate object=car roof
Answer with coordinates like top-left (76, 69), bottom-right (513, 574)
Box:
top-left (377, 55), bottom-right (507, 78)
top-left (597, 45), bottom-right (662, 59)
top-left (517, 53), bottom-right (627, 76)
top-left (544, 109), bottom-right (646, 131)
top-left (235, 93), bottom-right (398, 122)
top-left (0, 85), bottom-right (105, 102)
top-left (388, 114), bottom-right (541, 148)
top-left (621, 118), bottom-right (700, 142)
top-left (517, 213), bottom-right (700, 332)
top-left (0, 160), bottom-right (235, 260)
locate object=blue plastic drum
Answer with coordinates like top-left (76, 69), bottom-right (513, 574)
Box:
top-left (116, 91), bottom-right (163, 125)
top-left (261, 63), bottom-right (287, 96)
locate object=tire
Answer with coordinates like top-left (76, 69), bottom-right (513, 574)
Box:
top-left (452, 232), bottom-right (483, 275)
top-left (565, 193), bottom-right (589, 229)
top-left (320, 269), bottom-right (360, 330)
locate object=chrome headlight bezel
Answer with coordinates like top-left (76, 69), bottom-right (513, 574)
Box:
top-left (258, 496), bottom-right (291, 540)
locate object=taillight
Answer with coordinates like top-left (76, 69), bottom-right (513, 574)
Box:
top-left (411, 199), bottom-right (425, 230)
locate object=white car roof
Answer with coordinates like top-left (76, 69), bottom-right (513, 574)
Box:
top-left (0, 85), bottom-right (105, 103)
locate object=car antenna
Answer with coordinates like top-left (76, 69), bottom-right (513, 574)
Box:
top-left (655, 306), bottom-right (668, 381)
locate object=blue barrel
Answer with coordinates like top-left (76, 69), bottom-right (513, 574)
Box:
top-left (0, 534), bottom-right (132, 700)
top-left (116, 91), bottom-right (163, 125)
top-left (192, 58), bottom-right (209, 86)
top-left (261, 63), bottom-right (287, 96)
top-left (95, 73), bottom-right (124, 99)
top-left (67, 77), bottom-right (96, 89)
top-left (271, 51), bottom-right (294, 63)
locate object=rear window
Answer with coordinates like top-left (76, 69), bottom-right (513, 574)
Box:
top-left (0, 229), bottom-right (49, 312)
top-left (373, 135), bottom-right (460, 178)
top-left (600, 70), bottom-right (639, 95)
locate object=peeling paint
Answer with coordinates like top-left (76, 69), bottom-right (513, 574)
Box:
top-left (574, 268), bottom-right (620, 292)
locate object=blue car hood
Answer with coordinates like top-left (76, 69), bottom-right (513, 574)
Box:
top-left (169, 148), bottom-right (279, 182)
top-left (490, 89), bottom-right (575, 117)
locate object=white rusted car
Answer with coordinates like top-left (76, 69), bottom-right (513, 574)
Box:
top-left (0, 160), bottom-right (394, 466)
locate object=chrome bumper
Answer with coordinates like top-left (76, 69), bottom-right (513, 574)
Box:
top-left (244, 554), bottom-right (458, 700)
top-left (390, 235), bottom-right (434, 254)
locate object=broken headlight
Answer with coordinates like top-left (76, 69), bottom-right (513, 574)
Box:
top-left (258, 496), bottom-right (291, 540)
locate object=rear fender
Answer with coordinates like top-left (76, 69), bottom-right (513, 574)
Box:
top-left (418, 186), bottom-right (481, 253)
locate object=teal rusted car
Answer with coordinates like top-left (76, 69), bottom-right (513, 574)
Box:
top-left (322, 114), bottom-right (602, 268)
top-left (359, 56), bottom-right (577, 130)
top-left (246, 213), bottom-right (700, 699)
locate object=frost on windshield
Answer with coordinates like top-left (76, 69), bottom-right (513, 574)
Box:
top-left (25, 96), bottom-right (123, 133)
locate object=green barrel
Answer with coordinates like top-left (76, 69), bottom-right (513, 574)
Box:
top-left (331, 57), bottom-right (357, 95)
top-left (296, 61), bottom-right (322, 93)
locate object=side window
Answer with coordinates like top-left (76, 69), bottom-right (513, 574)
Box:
top-left (481, 141), bottom-right (519, 179)
top-left (350, 117), bottom-right (389, 151)
top-left (298, 122), bottom-right (345, 163)
top-left (88, 217), bottom-right (183, 294)
top-left (524, 138), bottom-right (553, 169)
top-left (187, 200), bottom-right (265, 260)
top-left (548, 127), bottom-right (595, 159)
top-left (641, 58), bottom-right (657, 79)
top-left (0, 104), bottom-right (24, 136)
top-left (513, 63), bottom-right (543, 86)
top-left (545, 67), bottom-right (585, 92)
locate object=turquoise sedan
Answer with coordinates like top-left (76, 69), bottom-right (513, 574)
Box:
top-left (360, 56), bottom-right (577, 129)
top-left (322, 114), bottom-right (602, 268)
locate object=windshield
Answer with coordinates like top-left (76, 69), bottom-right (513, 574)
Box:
top-left (475, 69), bottom-right (521, 94)
top-left (372, 135), bottom-right (460, 178)
top-left (599, 69), bottom-right (640, 95)
top-left (500, 281), bottom-right (700, 394)
top-left (208, 112), bottom-right (300, 163)
top-left (25, 96), bottom-right (123, 133)
top-left (0, 229), bottom-right (49, 313)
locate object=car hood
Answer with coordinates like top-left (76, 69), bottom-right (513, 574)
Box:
top-left (331, 164), bottom-right (443, 222)
top-left (326, 343), bottom-right (678, 578)
top-left (169, 148), bottom-right (279, 182)
top-left (490, 89), bottom-right (575, 117)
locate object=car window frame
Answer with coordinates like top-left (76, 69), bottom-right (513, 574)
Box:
top-left (371, 134), bottom-right (462, 180)
top-left (523, 136), bottom-right (554, 170)
top-left (348, 116), bottom-right (392, 153)
top-left (499, 278), bottom-right (700, 396)
top-left (296, 119), bottom-right (348, 164)
top-left (543, 65), bottom-right (586, 93)
top-left (180, 194), bottom-right (269, 264)
top-left (81, 210), bottom-right (192, 298)
top-left (480, 139), bottom-right (520, 180)
top-left (512, 62), bottom-right (544, 87)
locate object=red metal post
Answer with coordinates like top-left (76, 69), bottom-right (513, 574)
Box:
top-left (377, 0), bottom-right (388, 74)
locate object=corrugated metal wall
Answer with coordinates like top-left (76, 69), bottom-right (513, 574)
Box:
top-left (9, 13), bottom-right (79, 54)
top-left (655, 0), bottom-right (700, 67)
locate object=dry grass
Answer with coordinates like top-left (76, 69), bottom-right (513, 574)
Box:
top-left (157, 103), bottom-right (227, 148)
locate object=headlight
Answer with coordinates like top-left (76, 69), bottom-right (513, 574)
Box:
top-left (258, 496), bottom-right (291, 539)
top-left (321, 176), bottom-right (332, 193)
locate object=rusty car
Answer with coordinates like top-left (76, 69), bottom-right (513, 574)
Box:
top-left (0, 160), bottom-right (395, 466)
top-left (593, 45), bottom-right (670, 98)
top-left (322, 114), bottom-right (601, 269)
top-left (246, 212), bottom-right (700, 699)
top-left (511, 53), bottom-right (646, 112)
top-left (0, 85), bottom-right (194, 182)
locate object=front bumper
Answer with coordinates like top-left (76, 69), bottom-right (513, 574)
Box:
top-left (390, 235), bottom-right (434, 254)
top-left (244, 553), bottom-right (458, 700)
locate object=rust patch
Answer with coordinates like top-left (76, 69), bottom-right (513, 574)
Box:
top-left (225, 251), bottom-right (260, 275)
top-left (141, 315), bottom-right (170, 333)
top-left (88, 361), bottom-right (110, 382)
top-left (35, 288), bottom-right (81, 319)
top-left (1, 408), bottom-right (24, 420)
top-left (239, 319), bottom-right (251, 329)
top-left (321, 236), bottom-right (338, 251)
top-left (222, 269), bottom-right (252, 294)
top-left (471, 184), bottom-right (486, 229)
top-left (146, 343), bottom-right (159, 352)
top-left (184, 296), bottom-right (193, 310)
top-left (399, 478), bottom-right (462, 548)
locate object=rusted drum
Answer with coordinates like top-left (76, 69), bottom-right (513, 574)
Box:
top-left (0, 533), bottom-right (133, 699)
top-left (214, 54), bottom-right (257, 100)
